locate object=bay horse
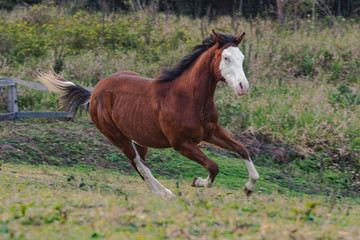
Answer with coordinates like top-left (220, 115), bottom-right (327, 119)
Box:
top-left (38, 30), bottom-right (259, 199)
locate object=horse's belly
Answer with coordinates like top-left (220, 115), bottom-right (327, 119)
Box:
top-left (112, 98), bottom-right (170, 148)
top-left (117, 119), bottom-right (171, 148)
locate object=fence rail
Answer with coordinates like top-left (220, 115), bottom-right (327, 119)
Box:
top-left (0, 76), bottom-right (93, 121)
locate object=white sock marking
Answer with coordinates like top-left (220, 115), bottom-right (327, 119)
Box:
top-left (131, 142), bottom-right (175, 199)
top-left (244, 158), bottom-right (260, 191)
top-left (194, 175), bottom-right (212, 188)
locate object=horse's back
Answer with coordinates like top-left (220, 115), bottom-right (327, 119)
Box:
top-left (95, 70), bottom-right (153, 92)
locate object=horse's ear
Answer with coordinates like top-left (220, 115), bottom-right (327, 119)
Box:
top-left (212, 29), bottom-right (224, 43)
top-left (235, 32), bottom-right (246, 45)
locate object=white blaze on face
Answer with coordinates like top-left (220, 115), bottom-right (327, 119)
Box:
top-left (219, 46), bottom-right (249, 95)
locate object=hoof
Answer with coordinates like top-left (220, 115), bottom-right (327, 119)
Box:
top-left (191, 177), bottom-right (199, 187)
top-left (244, 187), bottom-right (253, 197)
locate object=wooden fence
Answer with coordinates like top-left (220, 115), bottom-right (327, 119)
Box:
top-left (0, 77), bottom-right (93, 121)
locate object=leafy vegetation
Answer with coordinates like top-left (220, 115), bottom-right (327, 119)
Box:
top-left (1, 0), bottom-right (359, 20)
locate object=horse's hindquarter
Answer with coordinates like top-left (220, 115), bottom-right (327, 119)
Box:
top-left (90, 73), bottom-right (171, 148)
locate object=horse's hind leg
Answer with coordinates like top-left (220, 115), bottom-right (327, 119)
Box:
top-left (133, 143), bottom-right (148, 161)
top-left (97, 125), bottom-right (143, 178)
top-left (101, 133), bottom-right (175, 198)
top-left (125, 143), bottom-right (148, 179)
top-left (92, 108), bottom-right (175, 198)
top-left (130, 142), bottom-right (175, 199)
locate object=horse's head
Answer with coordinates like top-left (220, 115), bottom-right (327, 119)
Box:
top-left (212, 30), bottom-right (248, 96)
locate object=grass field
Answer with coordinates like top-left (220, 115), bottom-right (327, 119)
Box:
top-left (1, 119), bottom-right (360, 239)
top-left (1, 162), bottom-right (360, 239)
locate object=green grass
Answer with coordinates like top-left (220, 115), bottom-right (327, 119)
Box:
top-left (0, 119), bottom-right (359, 239)
top-left (1, 163), bottom-right (359, 239)
top-left (0, 119), bottom-right (358, 198)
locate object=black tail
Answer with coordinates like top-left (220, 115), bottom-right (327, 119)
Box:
top-left (38, 71), bottom-right (91, 117)
top-left (61, 84), bottom-right (91, 116)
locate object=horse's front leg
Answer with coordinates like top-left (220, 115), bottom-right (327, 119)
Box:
top-left (204, 125), bottom-right (260, 196)
top-left (175, 141), bottom-right (219, 188)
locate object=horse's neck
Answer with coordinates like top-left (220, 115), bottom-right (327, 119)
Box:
top-left (177, 51), bottom-right (218, 105)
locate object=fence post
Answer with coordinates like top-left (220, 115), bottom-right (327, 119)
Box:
top-left (1, 77), bottom-right (85, 121)
top-left (7, 84), bottom-right (18, 116)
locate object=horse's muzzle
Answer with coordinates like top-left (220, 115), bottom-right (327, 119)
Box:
top-left (235, 82), bottom-right (248, 95)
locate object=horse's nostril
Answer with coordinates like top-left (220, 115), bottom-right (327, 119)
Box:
top-left (240, 82), bottom-right (243, 89)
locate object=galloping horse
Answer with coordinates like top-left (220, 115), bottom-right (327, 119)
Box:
top-left (39, 30), bottom-right (260, 198)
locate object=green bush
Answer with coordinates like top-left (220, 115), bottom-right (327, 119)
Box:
top-left (0, 6), bottom-right (191, 66)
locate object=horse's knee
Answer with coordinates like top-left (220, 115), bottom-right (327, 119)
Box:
top-left (237, 144), bottom-right (250, 160)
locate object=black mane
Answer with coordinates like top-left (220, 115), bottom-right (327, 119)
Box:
top-left (157, 33), bottom-right (238, 82)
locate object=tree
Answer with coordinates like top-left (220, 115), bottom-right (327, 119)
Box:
top-left (276, 0), bottom-right (286, 24)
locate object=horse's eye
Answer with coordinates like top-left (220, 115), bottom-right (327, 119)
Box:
top-left (224, 57), bottom-right (229, 62)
